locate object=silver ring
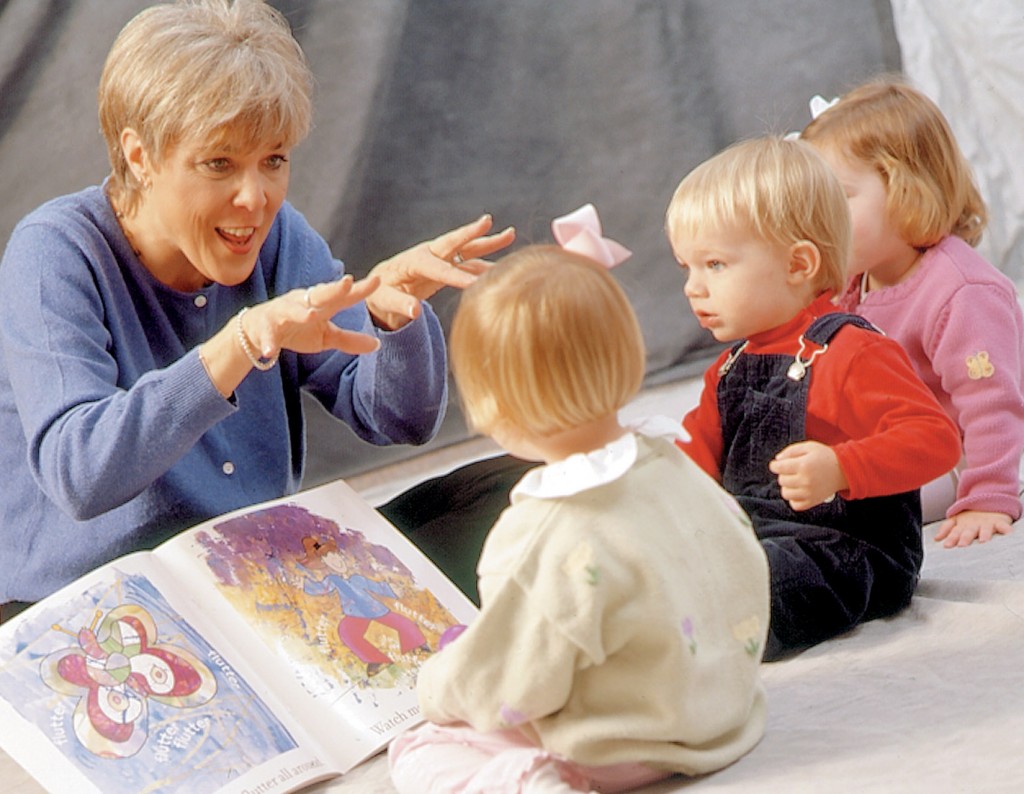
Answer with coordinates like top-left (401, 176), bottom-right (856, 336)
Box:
top-left (303, 286), bottom-right (314, 309)
top-left (452, 251), bottom-right (464, 266)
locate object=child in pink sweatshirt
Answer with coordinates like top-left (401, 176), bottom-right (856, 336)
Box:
top-left (803, 77), bottom-right (1024, 548)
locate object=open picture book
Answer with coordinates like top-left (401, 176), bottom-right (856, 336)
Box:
top-left (0, 479), bottom-right (478, 794)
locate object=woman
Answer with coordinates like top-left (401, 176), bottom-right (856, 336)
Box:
top-left (0, 0), bottom-right (513, 619)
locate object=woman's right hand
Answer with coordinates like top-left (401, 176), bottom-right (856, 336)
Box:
top-left (199, 274), bottom-right (382, 397)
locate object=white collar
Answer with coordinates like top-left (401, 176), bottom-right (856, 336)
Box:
top-left (512, 415), bottom-right (689, 500)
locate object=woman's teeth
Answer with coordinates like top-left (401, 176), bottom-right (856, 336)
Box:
top-left (219, 227), bottom-right (255, 241)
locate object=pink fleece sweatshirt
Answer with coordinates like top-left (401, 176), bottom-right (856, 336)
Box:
top-left (838, 235), bottom-right (1024, 520)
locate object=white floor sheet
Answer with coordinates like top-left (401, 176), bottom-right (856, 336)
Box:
top-left (307, 521), bottom-right (1024, 794)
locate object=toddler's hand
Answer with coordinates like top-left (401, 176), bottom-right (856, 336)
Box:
top-left (769, 441), bottom-right (848, 511)
top-left (933, 510), bottom-right (1014, 548)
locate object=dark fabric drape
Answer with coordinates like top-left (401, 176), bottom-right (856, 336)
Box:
top-left (0, 0), bottom-right (900, 483)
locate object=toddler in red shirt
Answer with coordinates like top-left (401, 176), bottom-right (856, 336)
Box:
top-left (667, 136), bottom-right (961, 659)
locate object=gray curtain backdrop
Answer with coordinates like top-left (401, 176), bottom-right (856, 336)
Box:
top-left (0, 0), bottom-right (900, 485)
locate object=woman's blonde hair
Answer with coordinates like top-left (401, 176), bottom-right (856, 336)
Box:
top-left (802, 76), bottom-right (986, 248)
top-left (450, 245), bottom-right (646, 438)
top-left (665, 137), bottom-right (850, 294)
top-left (99, 0), bottom-right (313, 214)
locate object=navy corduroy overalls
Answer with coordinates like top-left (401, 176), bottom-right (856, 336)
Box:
top-left (717, 313), bottom-right (923, 660)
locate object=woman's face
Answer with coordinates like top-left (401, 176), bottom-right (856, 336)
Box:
top-left (132, 131), bottom-right (291, 291)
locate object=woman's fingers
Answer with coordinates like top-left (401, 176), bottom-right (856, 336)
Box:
top-left (364, 282), bottom-right (424, 325)
top-left (429, 214), bottom-right (516, 264)
top-left (304, 274), bottom-right (380, 315)
top-left (428, 214), bottom-right (495, 260)
top-left (322, 324), bottom-right (381, 355)
top-left (361, 214), bottom-right (514, 330)
top-left (365, 244), bottom-right (473, 328)
top-left (246, 275), bottom-right (384, 356)
top-left (450, 224), bottom-right (517, 264)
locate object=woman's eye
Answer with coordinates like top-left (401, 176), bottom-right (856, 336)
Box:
top-left (202, 158), bottom-right (232, 174)
top-left (266, 154), bottom-right (289, 169)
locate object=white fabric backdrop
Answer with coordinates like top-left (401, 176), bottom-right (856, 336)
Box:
top-left (891, 0), bottom-right (1024, 284)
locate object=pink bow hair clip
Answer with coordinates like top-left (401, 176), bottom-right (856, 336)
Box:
top-left (551, 203), bottom-right (631, 268)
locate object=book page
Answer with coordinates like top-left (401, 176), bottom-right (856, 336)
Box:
top-left (0, 479), bottom-right (478, 791)
top-left (0, 559), bottom-right (343, 794)
top-left (154, 479), bottom-right (478, 768)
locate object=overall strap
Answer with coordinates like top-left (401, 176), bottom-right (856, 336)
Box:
top-left (803, 312), bottom-right (880, 346)
top-left (719, 312), bottom-right (880, 381)
top-left (717, 339), bottom-right (749, 377)
top-left (784, 312), bottom-right (880, 382)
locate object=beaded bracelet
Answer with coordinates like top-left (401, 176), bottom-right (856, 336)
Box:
top-left (236, 308), bottom-right (279, 371)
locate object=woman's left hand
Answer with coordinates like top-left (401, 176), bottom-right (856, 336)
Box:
top-left (365, 214), bottom-right (515, 330)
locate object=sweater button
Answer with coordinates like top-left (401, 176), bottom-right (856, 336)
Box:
top-left (222, 461), bottom-right (235, 475)
top-left (194, 294), bottom-right (208, 308)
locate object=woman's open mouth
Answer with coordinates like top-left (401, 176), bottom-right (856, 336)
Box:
top-left (217, 226), bottom-right (257, 252)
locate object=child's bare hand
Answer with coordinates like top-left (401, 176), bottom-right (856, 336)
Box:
top-left (933, 510), bottom-right (1014, 548)
top-left (769, 441), bottom-right (848, 511)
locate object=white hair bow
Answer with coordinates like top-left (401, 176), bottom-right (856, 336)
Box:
top-left (809, 94), bottom-right (840, 119)
top-left (785, 94), bottom-right (841, 139)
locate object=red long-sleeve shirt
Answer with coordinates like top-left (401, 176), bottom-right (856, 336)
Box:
top-left (680, 294), bottom-right (962, 501)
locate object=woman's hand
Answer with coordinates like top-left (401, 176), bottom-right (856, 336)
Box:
top-left (199, 274), bottom-right (382, 397)
top-left (242, 275), bottom-right (383, 358)
top-left (769, 440), bottom-right (848, 511)
top-left (365, 214), bottom-right (515, 330)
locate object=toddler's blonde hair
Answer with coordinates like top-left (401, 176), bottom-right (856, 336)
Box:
top-left (802, 76), bottom-right (986, 248)
top-left (450, 245), bottom-right (646, 438)
top-left (99, 0), bottom-right (313, 215)
top-left (665, 136), bottom-right (850, 294)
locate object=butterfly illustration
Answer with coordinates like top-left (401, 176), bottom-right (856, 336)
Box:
top-left (41, 604), bottom-right (217, 759)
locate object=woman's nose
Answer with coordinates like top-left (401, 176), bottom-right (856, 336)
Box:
top-left (233, 169), bottom-right (269, 211)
